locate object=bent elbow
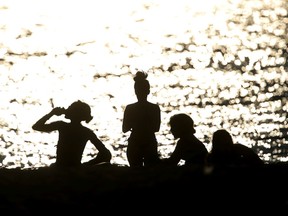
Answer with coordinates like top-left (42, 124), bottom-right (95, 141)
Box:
top-left (32, 124), bottom-right (42, 131)
top-left (122, 128), bottom-right (130, 133)
top-left (122, 125), bottom-right (131, 133)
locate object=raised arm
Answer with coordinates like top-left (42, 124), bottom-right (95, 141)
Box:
top-left (32, 107), bottom-right (65, 132)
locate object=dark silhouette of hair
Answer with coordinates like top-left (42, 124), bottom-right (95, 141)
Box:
top-left (65, 100), bottom-right (93, 123)
top-left (212, 129), bottom-right (233, 148)
top-left (122, 71), bottom-right (161, 167)
top-left (134, 71), bottom-right (150, 97)
top-left (169, 113), bottom-right (196, 136)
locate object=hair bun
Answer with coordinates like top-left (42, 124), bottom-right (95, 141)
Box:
top-left (134, 71), bottom-right (148, 82)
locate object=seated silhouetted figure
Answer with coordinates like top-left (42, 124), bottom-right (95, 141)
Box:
top-left (32, 100), bottom-right (112, 168)
top-left (207, 129), bottom-right (263, 167)
top-left (162, 113), bottom-right (208, 166)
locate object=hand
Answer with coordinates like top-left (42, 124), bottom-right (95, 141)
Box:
top-left (51, 107), bottom-right (66, 116)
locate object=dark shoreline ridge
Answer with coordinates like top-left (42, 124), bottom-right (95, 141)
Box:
top-left (0, 163), bottom-right (288, 213)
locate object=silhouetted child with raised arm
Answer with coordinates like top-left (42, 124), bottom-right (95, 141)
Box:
top-left (163, 113), bottom-right (208, 166)
top-left (32, 100), bottom-right (112, 168)
top-left (122, 71), bottom-right (161, 167)
top-left (207, 129), bottom-right (263, 167)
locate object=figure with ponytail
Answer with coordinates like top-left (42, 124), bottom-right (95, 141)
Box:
top-left (122, 71), bottom-right (161, 167)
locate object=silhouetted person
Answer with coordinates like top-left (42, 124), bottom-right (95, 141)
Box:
top-left (122, 71), bottom-right (161, 167)
top-left (32, 100), bottom-right (112, 168)
top-left (163, 113), bottom-right (208, 166)
top-left (207, 129), bottom-right (263, 167)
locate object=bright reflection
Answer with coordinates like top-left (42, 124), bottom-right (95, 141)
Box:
top-left (0, 0), bottom-right (287, 168)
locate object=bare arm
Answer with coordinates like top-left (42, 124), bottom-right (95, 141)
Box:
top-left (152, 105), bottom-right (161, 133)
top-left (32, 107), bottom-right (65, 132)
top-left (122, 106), bottom-right (132, 133)
top-left (165, 146), bottom-right (181, 166)
top-left (89, 131), bottom-right (107, 151)
top-left (83, 130), bottom-right (112, 165)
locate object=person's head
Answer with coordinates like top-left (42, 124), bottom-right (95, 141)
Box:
top-left (169, 113), bottom-right (196, 139)
top-left (65, 100), bottom-right (93, 123)
top-left (134, 71), bottom-right (150, 100)
top-left (212, 129), bottom-right (234, 150)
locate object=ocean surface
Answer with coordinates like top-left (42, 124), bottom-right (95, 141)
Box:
top-left (0, 0), bottom-right (287, 169)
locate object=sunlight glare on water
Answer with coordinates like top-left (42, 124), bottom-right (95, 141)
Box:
top-left (0, 0), bottom-right (287, 168)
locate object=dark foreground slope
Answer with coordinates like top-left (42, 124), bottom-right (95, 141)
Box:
top-left (0, 163), bottom-right (287, 214)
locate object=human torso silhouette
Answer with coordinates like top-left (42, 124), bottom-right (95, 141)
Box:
top-left (208, 143), bottom-right (263, 166)
top-left (170, 135), bottom-right (208, 165)
top-left (52, 121), bottom-right (101, 166)
top-left (123, 101), bottom-right (160, 137)
top-left (122, 71), bottom-right (161, 167)
top-left (123, 101), bottom-right (161, 167)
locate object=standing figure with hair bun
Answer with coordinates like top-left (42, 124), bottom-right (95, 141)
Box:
top-left (122, 71), bottom-right (161, 167)
top-left (32, 100), bottom-right (112, 168)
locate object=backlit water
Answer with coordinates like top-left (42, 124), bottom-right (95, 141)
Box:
top-left (0, 0), bottom-right (287, 169)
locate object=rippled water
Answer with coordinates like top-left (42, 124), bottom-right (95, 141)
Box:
top-left (0, 0), bottom-right (287, 169)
